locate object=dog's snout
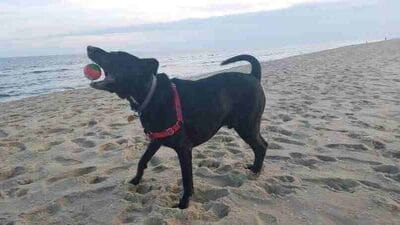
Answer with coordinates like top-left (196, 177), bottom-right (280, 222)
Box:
top-left (87, 45), bottom-right (96, 54)
top-left (87, 46), bottom-right (108, 60)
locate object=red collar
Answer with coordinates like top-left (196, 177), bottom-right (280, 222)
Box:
top-left (146, 83), bottom-right (183, 139)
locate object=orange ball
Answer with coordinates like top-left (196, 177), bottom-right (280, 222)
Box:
top-left (84, 64), bottom-right (102, 80)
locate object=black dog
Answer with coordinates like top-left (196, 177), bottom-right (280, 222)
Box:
top-left (87, 46), bottom-right (268, 209)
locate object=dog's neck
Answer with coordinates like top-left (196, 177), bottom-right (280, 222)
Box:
top-left (134, 74), bottom-right (177, 134)
top-left (127, 74), bottom-right (157, 113)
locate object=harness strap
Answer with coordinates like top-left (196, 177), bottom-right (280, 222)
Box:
top-left (146, 83), bottom-right (183, 139)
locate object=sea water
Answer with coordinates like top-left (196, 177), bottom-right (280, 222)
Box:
top-left (0, 41), bottom-right (360, 102)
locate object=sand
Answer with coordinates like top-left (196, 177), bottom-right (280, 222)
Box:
top-left (1, 40), bottom-right (400, 225)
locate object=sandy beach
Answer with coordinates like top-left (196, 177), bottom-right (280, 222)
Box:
top-left (1, 40), bottom-right (399, 225)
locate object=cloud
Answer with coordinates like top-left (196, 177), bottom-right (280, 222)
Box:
top-left (0, 0), bottom-right (396, 57)
top-left (1, 0), bottom-right (342, 41)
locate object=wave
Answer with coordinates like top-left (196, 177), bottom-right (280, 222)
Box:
top-left (31, 68), bottom-right (72, 74)
top-left (0, 94), bottom-right (11, 98)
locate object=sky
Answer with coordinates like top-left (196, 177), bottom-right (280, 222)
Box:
top-left (0, 0), bottom-right (399, 57)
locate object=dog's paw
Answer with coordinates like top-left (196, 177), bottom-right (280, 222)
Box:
top-left (246, 164), bottom-right (262, 174)
top-left (129, 177), bottom-right (141, 185)
top-left (173, 197), bottom-right (190, 209)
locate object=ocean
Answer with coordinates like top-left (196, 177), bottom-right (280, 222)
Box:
top-left (0, 41), bottom-right (360, 102)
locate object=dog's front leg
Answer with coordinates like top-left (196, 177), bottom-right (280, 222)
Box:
top-left (174, 146), bottom-right (193, 209)
top-left (129, 140), bottom-right (161, 185)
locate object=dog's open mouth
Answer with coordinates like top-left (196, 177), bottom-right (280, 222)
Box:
top-left (89, 72), bottom-right (116, 92)
top-left (86, 46), bottom-right (117, 92)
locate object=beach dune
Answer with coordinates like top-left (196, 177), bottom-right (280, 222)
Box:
top-left (0, 40), bottom-right (400, 224)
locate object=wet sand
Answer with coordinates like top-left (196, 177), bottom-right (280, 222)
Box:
top-left (0, 40), bottom-right (399, 225)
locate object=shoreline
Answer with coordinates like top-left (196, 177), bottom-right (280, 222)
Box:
top-left (0, 38), bottom-right (374, 104)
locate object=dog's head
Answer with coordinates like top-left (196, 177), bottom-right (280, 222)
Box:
top-left (87, 46), bottom-right (159, 99)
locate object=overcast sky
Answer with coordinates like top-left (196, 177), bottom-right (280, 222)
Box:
top-left (0, 0), bottom-right (398, 57)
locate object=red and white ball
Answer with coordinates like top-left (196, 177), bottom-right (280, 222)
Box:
top-left (84, 64), bottom-right (102, 80)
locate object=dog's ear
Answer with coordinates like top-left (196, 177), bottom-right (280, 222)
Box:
top-left (141, 58), bottom-right (159, 75)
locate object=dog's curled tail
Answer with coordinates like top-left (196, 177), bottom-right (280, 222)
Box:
top-left (221, 54), bottom-right (261, 81)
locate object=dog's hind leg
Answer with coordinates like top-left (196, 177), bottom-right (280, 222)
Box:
top-left (129, 140), bottom-right (161, 185)
top-left (235, 123), bottom-right (268, 173)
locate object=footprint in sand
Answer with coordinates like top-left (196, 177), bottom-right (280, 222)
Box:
top-left (84, 132), bottom-right (96, 137)
top-left (267, 126), bottom-right (293, 136)
top-left (279, 114), bottom-right (292, 122)
top-left (386, 174), bottom-right (400, 183)
top-left (0, 166), bottom-right (26, 182)
top-left (265, 155), bottom-right (291, 161)
top-left (87, 119), bottom-right (97, 127)
top-left (116, 138), bottom-right (128, 145)
top-left (373, 165), bottom-right (399, 174)
top-left (303, 177), bottom-right (359, 193)
top-left (72, 138), bottom-right (96, 148)
top-left (142, 216), bottom-right (167, 225)
top-left (315, 155), bottom-right (337, 162)
top-left (195, 168), bottom-right (247, 187)
top-left (194, 186), bottom-right (229, 204)
top-left (216, 165), bottom-right (233, 174)
top-left (97, 142), bottom-right (119, 152)
top-left (257, 212), bottom-right (278, 225)
top-left (0, 129), bottom-right (8, 138)
top-left (152, 164), bottom-right (169, 173)
top-left (49, 140), bottom-right (64, 147)
top-left (203, 202), bottom-right (230, 219)
top-left (6, 187), bottom-right (29, 198)
top-left (291, 158), bottom-right (319, 169)
top-left (289, 152), bottom-right (319, 168)
top-left (21, 185), bottom-right (116, 222)
top-left (268, 142), bottom-right (283, 150)
top-left (212, 135), bottom-right (235, 143)
top-left (347, 133), bottom-right (386, 150)
top-left (47, 166), bottom-right (97, 183)
top-left (133, 183), bottom-right (156, 195)
top-left (149, 156), bottom-right (161, 166)
top-left (0, 141), bottom-right (26, 151)
top-left (104, 164), bottom-right (133, 175)
top-left (89, 176), bottom-right (108, 184)
top-left (54, 156), bottom-right (82, 166)
top-left (325, 143), bottom-right (368, 152)
top-left (367, 139), bottom-right (386, 150)
top-left (337, 157), bottom-right (382, 165)
top-left (370, 195), bottom-right (400, 214)
top-left (359, 180), bottom-right (382, 189)
top-left (46, 127), bottom-right (73, 134)
top-left (211, 151), bottom-right (227, 158)
top-left (227, 147), bottom-right (242, 154)
top-left (149, 157), bottom-right (169, 173)
top-left (109, 123), bottom-right (127, 129)
top-left (98, 130), bottom-right (120, 139)
top-left (274, 175), bottom-right (295, 183)
top-left (198, 159), bottom-right (221, 169)
top-left (62, 185), bottom-right (117, 203)
top-left (289, 152), bottom-right (305, 158)
top-left (16, 177), bottom-right (33, 185)
top-left (384, 151), bottom-right (400, 159)
top-left (0, 218), bottom-right (15, 225)
top-left (273, 137), bottom-right (305, 146)
top-left (264, 180), bottom-right (299, 197)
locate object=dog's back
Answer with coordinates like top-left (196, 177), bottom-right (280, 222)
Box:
top-left (172, 55), bottom-right (265, 146)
